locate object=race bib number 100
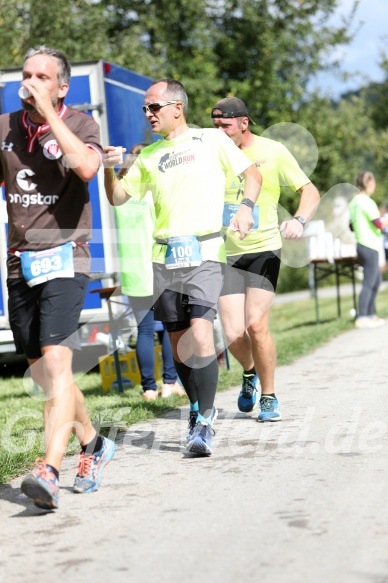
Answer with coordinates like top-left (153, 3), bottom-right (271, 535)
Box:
top-left (165, 236), bottom-right (202, 270)
top-left (18, 242), bottom-right (75, 287)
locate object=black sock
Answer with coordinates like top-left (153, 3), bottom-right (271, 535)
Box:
top-left (243, 367), bottom-right (256, 377)
top-left (263, 393), bottom-right (276, 399)
top-left (191, 355), bottom-right (218, 418)
top-left (46, 464), bottom-right (59, 480)
top-left (173, 359), bottom-right (197, 404)
top-left (82, 434), bottom-right (103, 455)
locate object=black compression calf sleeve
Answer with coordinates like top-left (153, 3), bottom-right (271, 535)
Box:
top-left (191, 355), bottom-right (218, 418)
top-left (173, 359), bottom-right (197, 404)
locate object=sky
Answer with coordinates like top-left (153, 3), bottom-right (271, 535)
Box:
top-left (312, 0), bottom-right (388, 97)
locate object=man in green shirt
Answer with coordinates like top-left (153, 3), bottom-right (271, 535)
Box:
top-left (211, 97), bottom-right (320, 421)
top-left (104, 80), bottom-right (262, 455)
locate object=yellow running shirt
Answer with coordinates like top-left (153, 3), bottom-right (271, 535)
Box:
top-left (121, 128), bottom-right (252, 264)
top-left (223, 135), bottom-right (310, 256)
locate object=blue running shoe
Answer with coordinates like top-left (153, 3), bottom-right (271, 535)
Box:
top-left (21, 458), bottom-right (59, 510)
top-left (73, 436), bottom-right (116, 493)
top-left (186, 411), bottom-right (199, 441)
top-left (186, 422), bottom-right (215, 456)
top-left (238, 374), bottom-right (259, 412)
top-left (257, 395), bottom-right (282, 422)
top-left (186, 406), bottom-right (218, 442)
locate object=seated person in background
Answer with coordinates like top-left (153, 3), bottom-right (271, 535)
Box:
top-left (116, 143), bottom-right (184, 400)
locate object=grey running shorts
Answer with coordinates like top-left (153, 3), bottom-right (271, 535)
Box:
top-left (153, 261), bottom-right (224, 331)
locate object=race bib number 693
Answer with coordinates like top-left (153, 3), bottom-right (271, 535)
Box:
top-left (18, 242), bottom-right (75, 287)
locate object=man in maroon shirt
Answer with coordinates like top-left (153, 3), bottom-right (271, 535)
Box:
top-left (0, 46), bottom-right (115, 510)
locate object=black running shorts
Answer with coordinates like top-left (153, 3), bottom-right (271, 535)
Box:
top-left (220, 250), bottom-right (281, 296)
top-left (7, 274), bottom-right (89, 359)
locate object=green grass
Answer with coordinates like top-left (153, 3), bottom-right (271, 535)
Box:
top-left (1, 288), bottom-right (388, 484)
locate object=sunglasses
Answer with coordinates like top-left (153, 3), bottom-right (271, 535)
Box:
top-left (142, 100), bottom-right (182, 114)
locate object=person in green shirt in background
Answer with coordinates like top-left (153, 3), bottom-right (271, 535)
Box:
top-left (349, 171), bottom-right (388, 329)
top-left (115, 143), bottom-right (184, 400)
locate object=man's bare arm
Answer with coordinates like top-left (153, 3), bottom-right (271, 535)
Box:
top-left (280, 182), bottom-right (320, 240)
top-left (103, 146), bottom-right (130, 206)
top-left (230, 164), bottom-right (262, 239)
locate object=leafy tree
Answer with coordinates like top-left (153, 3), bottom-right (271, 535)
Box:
top-left (362, 57), bottom-right (388, 132)
top-left (98, 0), bottom-right (358, 127)
top-left (297, 92), bottom-right (388, 201)
top-left (0, 0), bottom-right (110, 65)
top-left (99, 0), bottom-right (223, 122)
top-left (210, 0), bottom-right (357, 127)
top-left (0, 1), bottom-right (30, 67)
top-left (1, 0), bottom-right (358, 127)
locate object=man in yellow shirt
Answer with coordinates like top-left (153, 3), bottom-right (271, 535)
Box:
top-left (104, 81), bottom-right (262, 455)
top-left (211, 97), bottom-right (320, 421)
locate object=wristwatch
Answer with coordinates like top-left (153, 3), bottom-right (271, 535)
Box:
top-left (294, 216), bottom-right (306, 227)
top-left (240, 198), bottom-right (255, 210)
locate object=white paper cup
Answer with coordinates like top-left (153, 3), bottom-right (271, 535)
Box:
top-left (115, 146), bottom-right (123, 164)
top-left (18, 86), bottom-right (31, 100)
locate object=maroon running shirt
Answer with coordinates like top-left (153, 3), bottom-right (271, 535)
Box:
top-left (0, 105), bottom-right (103, 278)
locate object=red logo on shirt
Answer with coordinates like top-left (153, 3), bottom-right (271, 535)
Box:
top-left (43, 140), bottom-right (62, 160)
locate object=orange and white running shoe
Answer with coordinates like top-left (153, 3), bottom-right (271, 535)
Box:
top-left (73, 437), bottom-right (116, 494)
top-left (21, 458), bottom-right (59, 510)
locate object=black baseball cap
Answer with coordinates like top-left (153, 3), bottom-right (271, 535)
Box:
top-left (211, 97), bottom-right (256, 125)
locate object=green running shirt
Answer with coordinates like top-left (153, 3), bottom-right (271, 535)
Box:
top-left (348, 194), bottom-right (381, 252)
top-left (120, 128), bottom-right (252, 264)
top-left (115, 192), bottom-right (155, 296)
top-left (223, 135), bottom-right (310, 256)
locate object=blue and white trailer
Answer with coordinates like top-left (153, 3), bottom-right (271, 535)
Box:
top-left (0, 61), bottom-right (153, 357)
